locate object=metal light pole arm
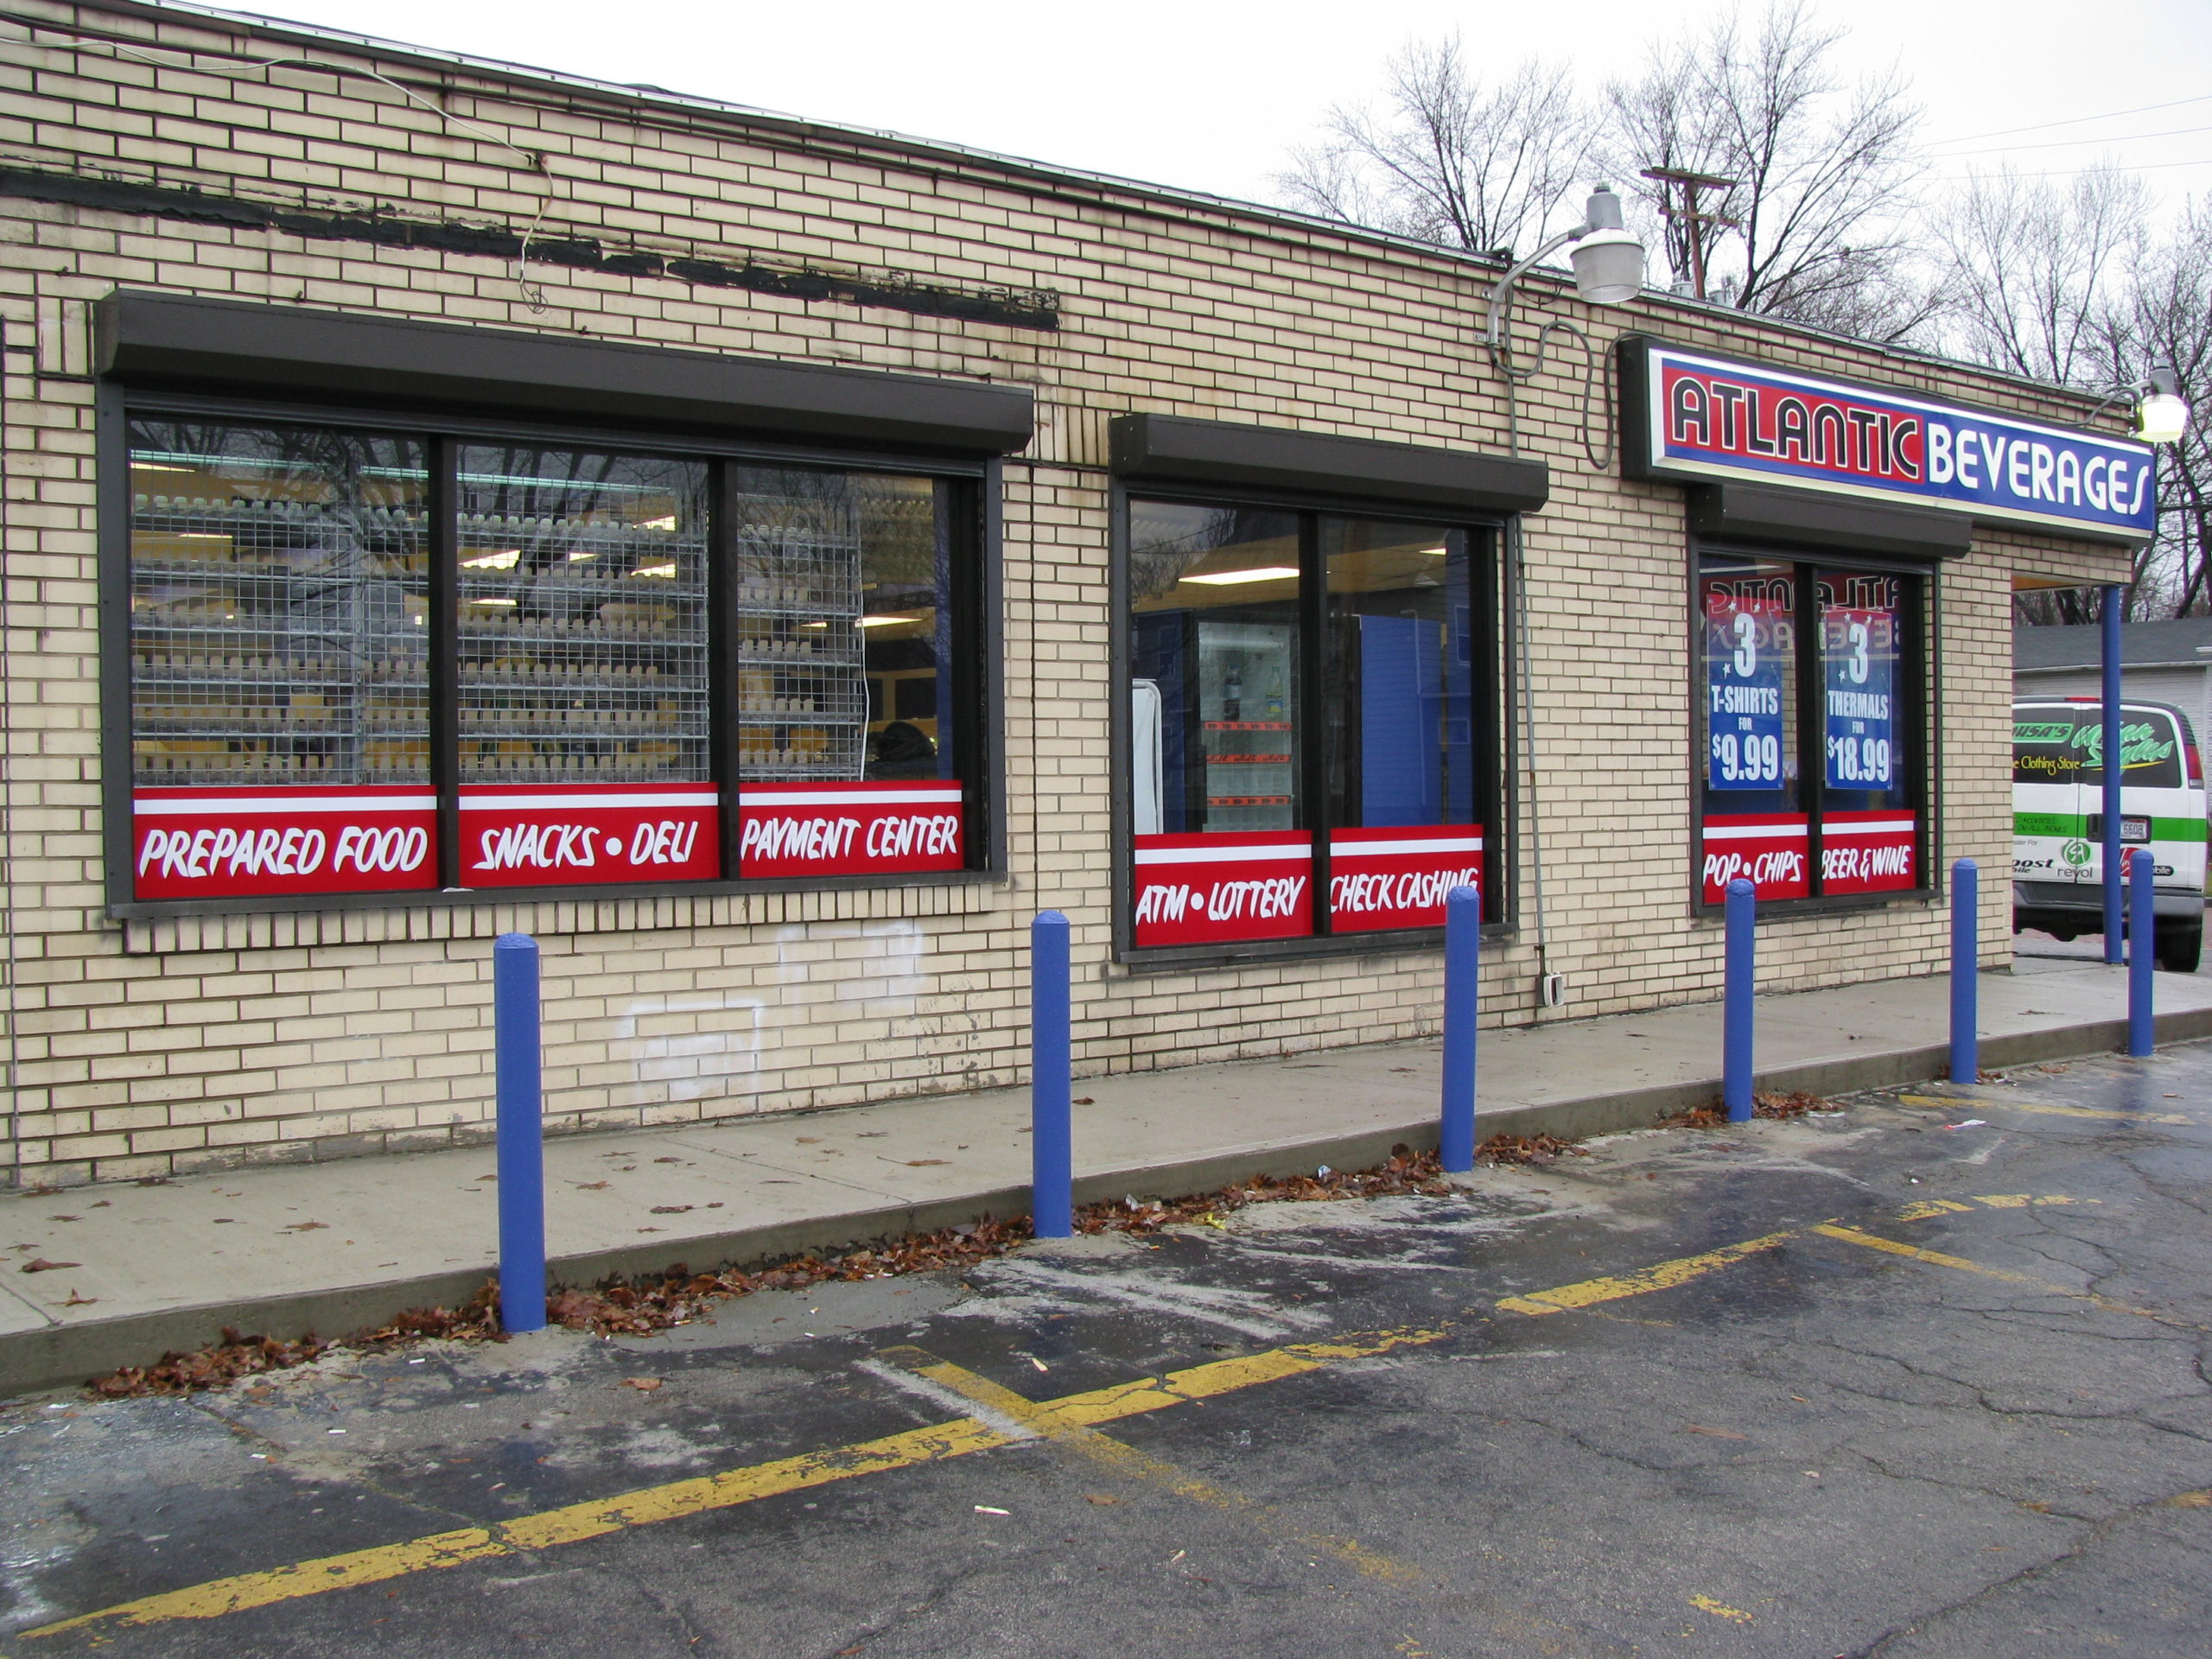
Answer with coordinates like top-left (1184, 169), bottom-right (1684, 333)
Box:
top-left (1483, 224), bottom-right (1587, 382)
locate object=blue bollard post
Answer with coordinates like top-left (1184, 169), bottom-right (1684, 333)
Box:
top-left (2101, 588), bottom-right (2125, 963)
top-left (1031, 911), bottom-right (1073, 1238)
top-left (2130, 847), bottom-right (2155, 1058)
top-left (493, 932), bottom-right (546, 1334)
top-left (1950, 858), bottom-right (1979, 1085)
top-left (1725, 878), bottom-right (1756, 1123)
top-left (1439, 885), bottom-right (1481, 1172)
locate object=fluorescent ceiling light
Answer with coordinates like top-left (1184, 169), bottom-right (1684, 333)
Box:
top-left (632, 562), bottom-right (677, 579)
top-left (468, 597), bottom-right (519, 607)
top-left (859, 614), bottom-right (920, 627)
top-left (132, 461), bottom-right (195, 474)
top-left (639, 514), bottom-right (678, 531)
top-left (461, 548), bottom-right (522, 570)
top-left (565, 550), bottom-right (597, 563)
top-left (1181, 566), bottom-right (1300, 586)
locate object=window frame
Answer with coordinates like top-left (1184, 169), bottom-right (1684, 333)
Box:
top-left (1109, 479), bottom-right (1515, 971)
top-left (1688, 538), bottom-right (1938, 917)
top-left (99, 386), bottom-right (1006, 918)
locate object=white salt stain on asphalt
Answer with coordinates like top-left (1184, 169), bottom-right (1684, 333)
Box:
top-left (956, 1259), bottom-right (1331, 1340)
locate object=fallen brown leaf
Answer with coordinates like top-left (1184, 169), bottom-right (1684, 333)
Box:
top-left (1085, 1493), bottom-right (1124, 1506)
top-left (2167, 1491), bottom-right (2212, 1508)
top-left (650, 1205), bottom-right (694, 1215)
top-left (284, 1221), bottom-right (329, 1233)
top-left (21, 1258), bottom-right (80, 1274)
top-left (906, 1159), bottom-right (948, 1167)
top-left (573, 1181), bottom-right (608, 1191)
top-left (1072, 1097), bottom-right (1095, 1105)
top-left (49, 1215), bottom-right (81, 1223)
top-left (58, 1290), bottom-right (98, 1306)
top-left (654, 1157), bottom-right (682, 1164)
top-left (622, 1376), bottom-right (664, 1392)
top-left (796, 1137), bottom-right (822, 1144)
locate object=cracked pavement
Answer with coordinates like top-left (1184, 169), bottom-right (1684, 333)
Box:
top-left (8, 1041), bottom-right (2212, 1657)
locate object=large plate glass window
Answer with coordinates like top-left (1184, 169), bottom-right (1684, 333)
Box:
top-left (1694, 549), bottom-right (1923, 905)
top-left (731, 468), bottom-right (967, 880)
top-left (1125, 497), bottom-right (1496, 953)
top-left (129, 418), bottom-right (435, 901)
top-left (122, 416), bottom-right (985, 906)
top-left (453, 446), bottom-right (715, 887)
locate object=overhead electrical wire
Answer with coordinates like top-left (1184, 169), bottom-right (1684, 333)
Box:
top-left (1935, 121), bottom-right (2212, 159)
top-left (1928, 91), bottom-right (2212, 149)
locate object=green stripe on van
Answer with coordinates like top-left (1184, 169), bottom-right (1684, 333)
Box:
top-left (2013, 812), bottom-right (2206, 842)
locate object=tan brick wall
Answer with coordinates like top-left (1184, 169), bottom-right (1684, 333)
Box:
top-left (0, 0), bottom-right (2136, 1181)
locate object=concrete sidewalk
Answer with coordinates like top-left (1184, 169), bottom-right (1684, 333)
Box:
top-left (5, 958), bottom-right (2209, 1396)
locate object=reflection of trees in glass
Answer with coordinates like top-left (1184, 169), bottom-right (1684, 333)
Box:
top-left (1128, 504), bottom-right (1280, 602)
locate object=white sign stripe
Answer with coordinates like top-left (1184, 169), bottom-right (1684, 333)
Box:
top-left (1702, 822), bottom-right (1811, 843)
top-left (461, 791), bottom-right (716, 810)
top-left (1330, 836), bottom-right (1485, 857)
top-left (741, 788), bottom-right (963, 807)
top-left (1822, 818), bottom-right (1917, 836)
top-left (1133, 842), bottom-right (1312, 868)
top-left (134, 794), bottom-right (436, 817)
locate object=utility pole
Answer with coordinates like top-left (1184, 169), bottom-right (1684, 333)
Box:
top-left (1641, 167), bottom-right (1738, 302)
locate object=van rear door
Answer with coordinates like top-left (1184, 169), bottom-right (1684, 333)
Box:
top-left (2013, 702), bottom-right (2086, 885)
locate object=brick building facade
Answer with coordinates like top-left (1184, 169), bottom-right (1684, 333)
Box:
top-left (0, 0), bottom-right (2142, 1185)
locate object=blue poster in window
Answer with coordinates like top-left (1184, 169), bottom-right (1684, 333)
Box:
top-left (1706, 594), bottom-right (1785, 790)
top-left (1823, 607), bottom-right (1895, 789)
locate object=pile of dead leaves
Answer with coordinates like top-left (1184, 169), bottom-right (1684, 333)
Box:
top-left (84, 1139), bottom-right (1549, 1391)
top-left (90, 1327), bottom-right (330, 1397)
top-left (1662, 1090), bottom-right (1844, 1128)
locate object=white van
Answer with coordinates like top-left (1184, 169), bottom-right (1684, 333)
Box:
top-left (2013, 697), bottom-right (2208, 971)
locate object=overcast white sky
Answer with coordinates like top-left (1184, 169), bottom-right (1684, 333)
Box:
top-left (221, 0), bottom-right (2212, 218)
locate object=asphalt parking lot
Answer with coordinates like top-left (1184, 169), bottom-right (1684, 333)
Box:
top-left (7, 1043), bottom-right (2212, 1659)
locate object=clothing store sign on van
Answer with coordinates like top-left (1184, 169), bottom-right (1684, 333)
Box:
top-left (1620, 337), bottom-right (2158, 541)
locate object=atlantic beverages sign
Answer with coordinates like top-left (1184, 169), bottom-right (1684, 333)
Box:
top-left (1619, 337), bottom-right (2158, 541)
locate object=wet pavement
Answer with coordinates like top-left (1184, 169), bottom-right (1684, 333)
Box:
top-left (7, 1042), bottom-right (2212, 1658)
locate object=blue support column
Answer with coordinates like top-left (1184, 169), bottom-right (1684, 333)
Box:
top-left (1439, 885), bottom-right (1481, 1172)
top-left (1031, 911), bottom-right (1073, 1238)
top-left (1951, 859), bottom-right (1979, 1085)
top-left (1725, 878), bottom-right (1756, 1123)
top-left (493, 933), bottom-right (546, 1334)
top-left (2102, 587), bottom-right (2125, 963)
top-left (2130, 848), bottom-right (2156, 1058)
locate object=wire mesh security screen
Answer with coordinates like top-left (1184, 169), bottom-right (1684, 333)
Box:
top-left (454, 447), bottom-right (709, 785)
top-left (130, 419), bottom-right (430, 786)
top-left (1322, 519), bottom-right (1484, 931)
top-left (454, 447), bottom-right (716, 887)
top-left (1127, 501), bottom-right (1311, 947)
top-left (128, 420), bottom-right (437, 900)
top-left (731, 469), bottom-right (964, 878)
top-left (1698, 553), bottom-right (1806, 904)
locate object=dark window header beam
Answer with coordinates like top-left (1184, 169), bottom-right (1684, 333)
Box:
top-left (1109, 413), bottom-right (1548, 517)
top-left (95, 290), bottom-right (1035, 457)
top-left (1688, 482), bottom-right (1974, 562)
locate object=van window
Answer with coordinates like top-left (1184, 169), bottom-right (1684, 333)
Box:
top-left (2012, 707), bottom-right (2183, 789)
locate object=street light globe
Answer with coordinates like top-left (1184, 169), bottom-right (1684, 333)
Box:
top-left (2137, 369), bottom-right (2191, 444)
top-left (1570, 226), bottom-right (1645, 305)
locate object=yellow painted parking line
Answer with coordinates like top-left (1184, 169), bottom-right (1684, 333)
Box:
top-left (25, 1324), bottom-right (1450, 1639)
top-left (1497, 1230), bottom-right (1797, 1316)
top-left (1897, 1093), bottom-right (2194, 1126)
top-left (1809, 1225), bottom-right (2179, 1325)
top-left (884, 1346), bottom-right (1425, 1586)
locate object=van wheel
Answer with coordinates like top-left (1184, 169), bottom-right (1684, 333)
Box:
top-left (2157, 921), bottom-right (2202, 975)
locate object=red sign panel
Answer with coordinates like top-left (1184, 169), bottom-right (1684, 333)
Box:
top-left (1328, 827), bottom-right (1484, 932)
top-left (736, 781), bottom-right (964, 880)
top-left (132, 786), bottom-right (439, 900)
top-left (1700, 813), bottom-right (1810, 904)
top-left (1131, 832), bottom-right (1313, 948)
top-left (1820, 811), bottom-right (1918, 895)
top-left (460, 784), bottom-right (721, 887)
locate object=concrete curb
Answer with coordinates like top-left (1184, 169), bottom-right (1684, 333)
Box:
top-left (8, 1002), bottom-right (2208, 1399)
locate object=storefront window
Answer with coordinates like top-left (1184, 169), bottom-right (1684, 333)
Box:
top-left (1324, 518), bottom-right (1484, 933)
top-left (129, 418), bottom-right (435, 900)
top-left (1695, 549), bottom-right (1923, 905)
top-left (1125, 497), bottom-right (1496, 952)
top-left (730, 468), bottom-right (966, 880)
top-left (124, 414), bottom-right (982, 906)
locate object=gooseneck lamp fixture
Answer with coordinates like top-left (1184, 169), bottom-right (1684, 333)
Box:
top-left (2080, 365), bottom-right (2192, 445)
top-left (2136, 365), bottom-right (2191, 445)
top-left (1484, 184), bottom-right (1649, 464)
